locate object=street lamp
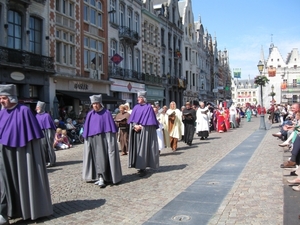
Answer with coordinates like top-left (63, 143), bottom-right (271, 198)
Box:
top-left (271, 84), bottom-right (275, 103)
top-left (257, 60), bottom-right (266, 130)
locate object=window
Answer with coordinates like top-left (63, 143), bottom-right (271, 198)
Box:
top-left (62, 0), bottom-right (66, 14)
top-left (120, 4), bottom-right (125, 27)
top-left (109, 0), bottom-right (116, 23)
top-left (185, 47), bottom-right (188, 61)
top-left (69, 2), bottom-right (74, 17)
top-left (161, 29), bottom-right (165, 46)
top-left (84, 0), bottom-right (103, 27)
top-left (29, 16), bottom-right (42, 54)
top-left (119, 44), bottom-right (124, 68)
top-left (293, 79), bottom-right (297, 87)
top-left (143, 23), bottom-right (147, 42)
top-left (134, 13), bottom-right (139, 33)
top-left (29, 85), bottom-right (38, 98)
top-left (56, 42), bottom-right (61, 62)
top-left (84, 36), bottom-right (104, 71)
top-left (7, 10), bottom-right (22, 50)
top-left (135, 49), bottom-right (140, 72)
top-left (110, 40), bottom-right (117, 57)
top-left (97, 13), bottom-right (102, 28)
top-left (56, 30), bottom-right (75, 65)
top-left (56, 0), bottom-right (60, 11)
top-left (128, 47), bottom-right (132, 70)
top-left (127, 8), bottom-right (132, 29)
top-left (161, 56), bottom-right (165, 74)
top-left (84, 5), bottom-right (88, 21)
top-left (149, 25), bottom-right (153, 44)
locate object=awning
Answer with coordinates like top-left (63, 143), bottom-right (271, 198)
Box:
top-left (57, 91), bottom-right (125, 105)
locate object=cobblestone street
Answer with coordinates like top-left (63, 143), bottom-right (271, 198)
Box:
top-left (10, 117), bottom-right (290, 225)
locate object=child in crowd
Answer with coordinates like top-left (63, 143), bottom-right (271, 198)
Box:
top-left (53, 128), bottom-right (69, 150)
top-left (62, 129), bottom-right (72, 148)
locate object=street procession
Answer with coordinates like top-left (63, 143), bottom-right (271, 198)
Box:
top-left (0, 0), bottom-right (300, 224)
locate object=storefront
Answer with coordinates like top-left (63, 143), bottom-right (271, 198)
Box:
top-left (145, 85), bottom-right (165, 106)
top-left (51, 77), bottom-right (123, 119)
top-left (110, 78), bottom-right (145, 108)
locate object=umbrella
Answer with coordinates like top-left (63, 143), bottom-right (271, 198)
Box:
top-left (53, 96), bottom-right (60, 120)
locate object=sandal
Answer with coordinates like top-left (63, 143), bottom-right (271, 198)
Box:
top-left (287, 179), bottom-right (300, 184)
top-left (292, 185), bottom-right (300, 191)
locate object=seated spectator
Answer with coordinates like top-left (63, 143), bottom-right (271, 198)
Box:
top-left (54, 118), bottom-right (66, 129)
top-left (62, 129), bottom-right (72, 148)
top-left (279, 112), bottom-right (300, 147)
top-left (66, 118), bottom-right (76, 130)
top-left (53, 128), bottom-right (69, 150)
top-left (272, 103), bottom-right (300, 140)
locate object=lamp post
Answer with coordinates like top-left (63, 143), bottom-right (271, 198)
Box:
top-left (257, 60), bottom-right (266, 130)
top-left (271, 84), bottom-right (275, 104)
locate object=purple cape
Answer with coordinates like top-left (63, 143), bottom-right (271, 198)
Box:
top-left (36, 112), bottom-right (56, 130)
top-left (82, 108), bottom-right (118, 138)
top-left (0, 104), bottom-right (44, 147)
top-left (127, 103), bottom-right (159, 128)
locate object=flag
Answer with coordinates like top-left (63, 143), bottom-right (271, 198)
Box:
top-left (233, 68), bottom-right (241, 78)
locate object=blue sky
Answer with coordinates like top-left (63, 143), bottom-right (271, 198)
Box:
top-left (191, 0), bottom-right (300, 79)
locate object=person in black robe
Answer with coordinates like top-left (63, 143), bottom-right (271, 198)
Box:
top-left (182, 101), bottom-right (196, 146)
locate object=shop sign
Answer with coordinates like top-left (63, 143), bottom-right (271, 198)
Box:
top-left (73, 82), bottom-right (89, 91)
top-left (10, 71), bottom-right (25, 81)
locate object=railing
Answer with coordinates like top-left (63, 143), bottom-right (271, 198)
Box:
top-left (0, 46), bottom-right (55, 72)
top-left (108, 65), bottom-right (165, 86)
top-left (119, 26), bottom-right (140, 45)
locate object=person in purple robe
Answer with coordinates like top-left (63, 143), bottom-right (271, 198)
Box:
top-left (82, 94), bottom-right (122, 188)
top-left (0, 84), bottom-right (53, 224)
top-left (127, 91), bottom-right (159, 177)
top-left (35, 101), bottom-right (57, 167)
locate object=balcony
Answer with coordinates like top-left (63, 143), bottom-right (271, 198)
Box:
top-left (108, 65), bottom-right (144, 82)
top-left (281, 83), bottom-right (300, 92)
top-left (119, 26), bottom-right (140, 46)
top-left (144, 73), bottom-right (163, 85)
top-left (0, 46), bottom-right (55, 73)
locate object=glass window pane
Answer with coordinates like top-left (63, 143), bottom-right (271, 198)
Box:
top-left (98, 42), bottom-right (103, 52)
top-left (7, 37), bottom-right (13, 48)
top-left (15, 39), bottom-right (21, 49)
top-left (90, 9), bottom-right (96, 24)
top-left (7, 24), bottom-right (13, 36)
top-left (84, 37), bottom-right (88, 46)
top-left (15, 26), bottom-right (21, 38)
top-left (84, 5), bottom-right (88, 21)
top-left (98, 13), bottom-right (102, 28)
top-left (90, 51), bottom-right (96, 69)
top-left (90, 0), bottom-right (96, 7)
top-left (84, 50), bottom-right (89, 69)
top-left (98, 54), bottom-right (103, 71)
top-left (90, 39), bottom-right (96, 49)
top-left (70, 46), bottom-right (73, 65)
top-left (8, 10), bottom-right (13, 22)
top-left (56, 42), bottom-right (61, 63)
top-left (98, 2), bottom-right (102, 10)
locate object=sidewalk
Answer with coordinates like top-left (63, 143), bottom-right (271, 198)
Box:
top-left (10, 117), bottom-right (292, 225)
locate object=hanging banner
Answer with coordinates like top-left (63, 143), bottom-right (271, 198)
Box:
top-left (233, 68), bottom-right (241, 78)
top-left (268, 67), bottom-right (276, 77)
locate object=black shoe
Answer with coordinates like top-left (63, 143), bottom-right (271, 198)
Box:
top-left (290, 171), bottom-right (298, 176)
top-left (200, 137), bottom-right (204, 140)
top-left (138, 169), bottom-right (147, 177)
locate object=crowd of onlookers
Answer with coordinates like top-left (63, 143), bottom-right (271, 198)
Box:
top-left (270, 103), bottom-right (300, 192)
